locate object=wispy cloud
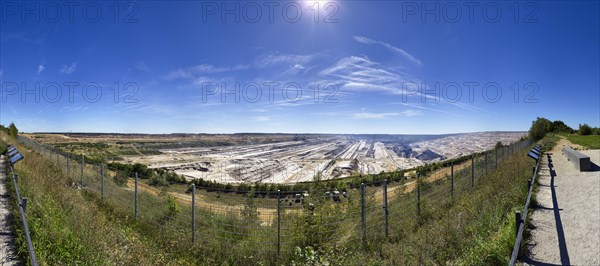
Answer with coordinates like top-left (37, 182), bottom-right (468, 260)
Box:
top-left (60, 62), bottom-right (77, 74)
top-left (395, 102), bottom-right (464, 117)
top-left (165, 64), bottom-right (248, 80)
top-left (36, 65), bottom-right (45, 75)
top-left (354, 35), bottom-right (423, 66)
top-left (253, 116), bottom-right (271, 122)
top-left (135, 61), bottom-right (151, 72)
top-left (320, 55), bottom-right (420, 94)
top-left (60, 106), bottom-right (89, 112)
top-left (256, 53), bottom-right (315, 68)
top-left (352, 110), bottom-right (422, 119)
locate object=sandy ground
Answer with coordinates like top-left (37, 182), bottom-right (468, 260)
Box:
top-left (0, 156), bottom-right (18, 265)
top-left (525, 138), bottom-right (600, 265)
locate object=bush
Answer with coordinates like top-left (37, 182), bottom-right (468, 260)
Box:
top-left (0, 141), bottom-right (6, 155)
top-left (578, 123), bottom-right (592, 135)
top-left (529, 117), bottom-right (551, 141)
top-left (113, 171), bottom-right (128, 186)
top-left (149, 175), bottom-right (169, 187)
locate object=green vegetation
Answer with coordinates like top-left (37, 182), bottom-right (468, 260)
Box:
top-left (529, 117), bottom-right (599, 142)
top-left (578, 123), bottom-right (592, 135)
top-left (2, 129), bottom-right (538, 265)
top-left (562, 134), bottom-right (600, 149)
top-left (54, 142), bottom-right (162, 163)
top-left (8, 122), bottom-right (18, 138)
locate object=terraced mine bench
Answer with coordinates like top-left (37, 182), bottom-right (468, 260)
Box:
top-left (562, 146), bottom-right (591, 171)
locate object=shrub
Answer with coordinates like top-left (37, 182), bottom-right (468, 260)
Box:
top-left (578, 123), bottom-right (592, 135)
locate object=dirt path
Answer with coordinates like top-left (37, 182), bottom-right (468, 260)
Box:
top-left (127, 179), bottom-right (279, 223)
top-left (126, 157), bottom-right (474, 225)
top-left (0, 156), bottom-right (18, 265)
top-left (524, 138), bottom-right (600, 265)
top-left (373, 159), bottom-right (473, 202)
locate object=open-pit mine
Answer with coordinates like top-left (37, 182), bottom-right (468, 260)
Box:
top-left (110, 132), bottom-right (526, 184)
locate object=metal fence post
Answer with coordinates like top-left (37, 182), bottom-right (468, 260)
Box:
top-left (101, 163), bottom-right (105, 200)
top-left (56, 147), bottom-right (59, 165)
top-left (360, 183), bottom-right (366, 249)
top-left (495, 148), bottom-right (498, 168)
top-left (277, 190), bottom-right (281, 258)
top-left (485, 152), bottom-right (488, 175)
top-left (471, 156), bottom-right (475, 188)
top-left (67, 154), bottom-right (70, 179)
top-left (383, 180), bottom-right (389, 239)
top-left (417, 181), bottom-right (421, 216)
top-left (515, 211), bottom-right (522, 258)
top-left (80, 155), bottom-right (84, 188)
top-left (451, 164), bottom-right (454, 198)
top-left (135, 172), bottom-right (139, 220)
top-left (192, 184), bottom-right (196, 243)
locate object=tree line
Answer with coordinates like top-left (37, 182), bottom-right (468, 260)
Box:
top-left (529, 117), bottom-right (599, 141)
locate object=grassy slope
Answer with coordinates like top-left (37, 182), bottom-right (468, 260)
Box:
top-left (561, 134), bottom-right (600, 149)
top-left (2, 131), bottom-right (539, 265)
top-left (1, 132), bottom-right (183, 265)
top-left (386, 145), bottom-right (534, 265)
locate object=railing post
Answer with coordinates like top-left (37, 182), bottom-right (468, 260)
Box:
top-left (471, 156), bottom-right (475, 188)
top-left (21, 197), bottom-right (27, 213)
top-left (515, 211), bottom-right (522, 258)
top-left (135, 172), bottom-right (139, 220)
top-left (360, 183), bottom-right (366, 249)
top-left (101, 163), bottom-right (105, 201)
top-left (383, 179), bottom-right (389, 239)
top-left (80, 155), bottom-right (84, 188)
top-left (277, 190), bottom-right (281, 258)
top-left (451, 164), bottom-right (454, 198)
top-left (515, 211), bottom-right (521, 237)
top-left (192, 184), bottom-right (196, 243)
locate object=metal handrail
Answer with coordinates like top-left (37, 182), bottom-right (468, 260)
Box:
top-left (509, 149), bottom-right (541, 265)
top-left (6, 157), bottom-right (38, 266)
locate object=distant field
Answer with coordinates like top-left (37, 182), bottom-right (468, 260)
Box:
top-left (562, 134), bottom-right (600, 149)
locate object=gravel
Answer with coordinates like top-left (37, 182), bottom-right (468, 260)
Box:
top-left (0, 155), bottom-right (18, 265)
top-left (525, 139), bottom-right (600, 265)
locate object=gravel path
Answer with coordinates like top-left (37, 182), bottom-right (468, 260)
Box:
top-left (525, 138), bottom-right (600, 265)
top-left (0, 155), bottom-right (18, 265)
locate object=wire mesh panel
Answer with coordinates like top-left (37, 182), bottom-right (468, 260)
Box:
top-left (15, 136), bottom-right (533, 264)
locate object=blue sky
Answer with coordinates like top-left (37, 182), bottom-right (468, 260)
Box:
top-left (1, 1), bottom-right (598, 134)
